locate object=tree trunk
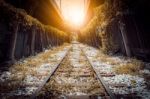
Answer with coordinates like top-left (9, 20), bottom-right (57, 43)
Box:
top-left (8, 22), bottom-right (19, 63)
top-left (119, 21), bottom-right (132, 57)
top-left (31, 27), bottom-right (35, 55)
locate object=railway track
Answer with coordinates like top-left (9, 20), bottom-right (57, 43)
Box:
top-left (80, 46), bottom-right (116, 99)
top-left (30, 47), bottom-right (71, 99)
top-left (32, 42), bottom-right (116, 99)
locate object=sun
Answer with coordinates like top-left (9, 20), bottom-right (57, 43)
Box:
top-left (64, 7), bottom-right (85, 27)
top-left (54, 0), bottom-right (89, 27)
top-left (69, 8), bottom-right (84, 25)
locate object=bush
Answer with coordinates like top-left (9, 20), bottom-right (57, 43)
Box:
top-left (78, 1), bottom-right (120, 54)
top-left (0, 1), bottom-right (70, 63)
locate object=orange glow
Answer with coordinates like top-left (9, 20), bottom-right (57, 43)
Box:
top-left (55, 0), bottom-right (90, 27)
top-left (64, 7), bottom-right (84, 26)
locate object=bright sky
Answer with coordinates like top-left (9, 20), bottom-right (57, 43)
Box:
top-left (55, 0), bottom-right (90, 26)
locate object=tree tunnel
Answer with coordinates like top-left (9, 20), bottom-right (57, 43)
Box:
top-left (0, 0), bottom-right (150, 64)
top-left (78, 0), bottom-right (150, 61)
top-left (0, 0), bottom-right (150, 98)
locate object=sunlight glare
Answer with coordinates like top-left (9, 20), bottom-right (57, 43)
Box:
top-left (54, 0), bottom-right (90, 27)
top-left (65, 7), bottom-right (84, 26)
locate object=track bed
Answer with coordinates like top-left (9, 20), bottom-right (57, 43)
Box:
top-left (37, 43), bottom-right (111, 99)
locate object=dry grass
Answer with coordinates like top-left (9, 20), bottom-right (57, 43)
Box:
top-left (0, 43), bottom-right (70, 95)
top-left (114, 58), bottom-right (144, 75)
top-left (95, 51), bottom-right (144, 75)
top-left (96, 52), bottom-right (120, 65)
top-left (11, 64), bottom-right (28, 73)
top-left (0, 81), bottom-right (22, 93)
top-left (0, 72), bottom-right (24, 93)
top-left (41, 50), bottom-right (105, 97)
top-left (10, 43), bottom-right (69, 71)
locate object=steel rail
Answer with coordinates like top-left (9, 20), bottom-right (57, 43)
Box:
top-left (30, 46), bottom-right (71, 99)
top-left (79, 45), bottom-right (116, 99)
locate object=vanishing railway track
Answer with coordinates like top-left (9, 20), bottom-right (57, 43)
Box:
top-left (31, 43), bottom-right (116, 99)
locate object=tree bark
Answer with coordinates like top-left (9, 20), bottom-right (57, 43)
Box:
top-left (119, 21), bottom-right (132, 57)
top-left (31, 27), bottom-right (35, 55)
top-left (8, 22), bottom-right (19, 63)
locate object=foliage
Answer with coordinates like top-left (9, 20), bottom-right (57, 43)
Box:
top-left (0, 0), bottom-right (70, 44)
top-left (0, 1), bottom-right (70, 62)
top-left (78, 0), bottom-right (120, 53)
top-left (114, 58), bottom-right (144, 75)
